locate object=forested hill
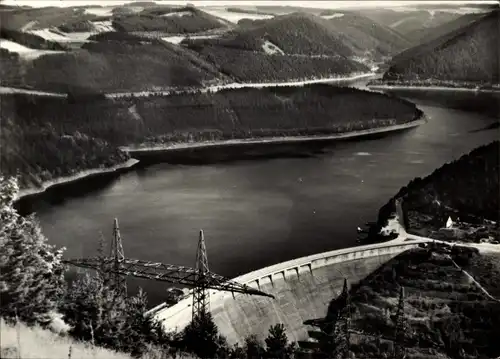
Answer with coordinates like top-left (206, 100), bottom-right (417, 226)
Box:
top-left (396, 11), bottom-right (489, 51)
top-left (111, 6), bottom-right (227, 33)
top-left (379, 10), bottom-right (499, 86)
top-left (377, 141), bottom-right (499, 234)
top-left (201, 10), bottom-right (410, 60)
top-left (225, 12), bottom-right (355, 57)
top-left (181, 13), bottom-right (370, 83)
top-left (319, 11), bottom-right (412, 61)
top-left (0, 7), bottom-right (377, 90)
top-left (1, 85), bottom-right (422, 190)
top-left (0, 36), bottom-right (228, 93)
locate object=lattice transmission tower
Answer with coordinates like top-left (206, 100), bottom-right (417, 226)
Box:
top-left (393, 286), bottom-right (407, 359)
top-left (64, 222), bottom-right (274, 322)
top-left (334, 278), bottom-right (351, 359)
top-left (301, 278), bottom-right (351, 358)
top-left (192, 229), bottom-right (210, 320)
top-left (109, 218), bottom-right (127, 296)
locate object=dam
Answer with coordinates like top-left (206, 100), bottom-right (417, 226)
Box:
top-left (149, 239), bottom-right (429, 345)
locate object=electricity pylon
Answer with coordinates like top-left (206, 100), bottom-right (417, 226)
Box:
top-left (393, 286), bottom-right (407, 359)
top-left (64, 226), bottom-right (274, 321)
top-left (302, 278), bottom-right (351, 358)
top-left (334, 278), bottom-right (351, 359)
top-left (192, 230), bottom-right (210, 320)
top-left (109, 218), bottom-right (127, 296)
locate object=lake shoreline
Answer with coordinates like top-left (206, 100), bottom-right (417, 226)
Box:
top-left (15, 159), bottom-right (140, 202)
top-left (14, 118), bottom-right (425, 204)
top-left (123, 118), bottom-right (427, 155)
top-left (367, 84), bottom-right (500, 94)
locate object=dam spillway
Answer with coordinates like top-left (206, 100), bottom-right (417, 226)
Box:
top-left (150, 241), bottom-right (427, 345)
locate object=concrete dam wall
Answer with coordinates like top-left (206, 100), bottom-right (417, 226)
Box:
top-left (151, 240), bottom-right (428, 345)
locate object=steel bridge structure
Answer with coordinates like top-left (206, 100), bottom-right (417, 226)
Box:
top-left (63, 219), bottom-right (274, 321)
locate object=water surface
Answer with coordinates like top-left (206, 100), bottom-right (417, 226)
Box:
top-left (27, 91), bottom-right (499, 305)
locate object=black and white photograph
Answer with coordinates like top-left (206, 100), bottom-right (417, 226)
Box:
top-left (0, 0), bottom-right (499, 358)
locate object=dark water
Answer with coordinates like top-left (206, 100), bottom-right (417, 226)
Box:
top-left (25, 89), bottom-right (499, 306)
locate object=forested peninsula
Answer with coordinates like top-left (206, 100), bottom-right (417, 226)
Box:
top-left (1, 85), bottom-right (423, 192)
top-left (376, 141), bottom-right (499, 238)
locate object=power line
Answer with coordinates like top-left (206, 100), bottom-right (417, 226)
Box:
top-left (64, 221), bottom-right (274, 322)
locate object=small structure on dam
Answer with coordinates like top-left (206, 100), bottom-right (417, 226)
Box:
top-left (63, 220), bottom-right (273, 321)
top-left (150, 240), bottom-right (427, 345)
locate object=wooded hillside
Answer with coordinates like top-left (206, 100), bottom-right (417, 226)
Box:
top-left (349, 246), bottom-right (500, 359)
top-left (112, 7), bottom-right (226, 33)
top-left (209, 12), bottom-right (357, 57)
top-left (181, 13), bottom-right (371, 82)
top-left (1, 86), bottom-right (422, 189)
top-left (399, 11), bottom-right (488, 48)
top-left (382, 10), bottom-right (499, 85)
top-left (320, 11), bottom-right (412, 60)
top-left (0, 39), bottom-right (226, 93)
top-left (378, 141), bottom-right (499, 233)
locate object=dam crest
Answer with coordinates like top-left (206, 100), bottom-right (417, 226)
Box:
top-left (150, 239), bottom-right (429, 345)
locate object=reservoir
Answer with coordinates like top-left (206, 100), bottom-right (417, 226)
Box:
top-left (21, 86), bottom-right (499, 306)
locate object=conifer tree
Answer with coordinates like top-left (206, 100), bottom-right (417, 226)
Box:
top-left (0, 176), bottom-right (65, 326)
top-left (310, 279), bottom-right (351, 359)
top-left (265, 323), bottom-right (294, 359)
top-left (62, 271), bottom-right (126, 350)
top-left (245, 334), bottom-right (266, 359)
top-left (182, 312), bottom-right (228, 358)
top-left (120, 288), bottom-right (171, 358)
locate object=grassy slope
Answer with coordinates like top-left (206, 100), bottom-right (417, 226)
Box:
top-left (0, 319), bottom-right (195, 359)
top-left (0, 37), bottom-right (226, 93)
top-left (381, 10), bottom-right (499, 85)
top-left (0, 319), bottom-right (132, 359)
top-left (348, 246), bottom-right (500, 359)
top-left (1, 85), bottom-right (421, 188)
top-left (377, 141), bottom-right (499, 236)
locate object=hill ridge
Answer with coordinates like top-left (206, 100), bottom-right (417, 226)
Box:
top-left (381, 9), bottom-right (499, 85)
